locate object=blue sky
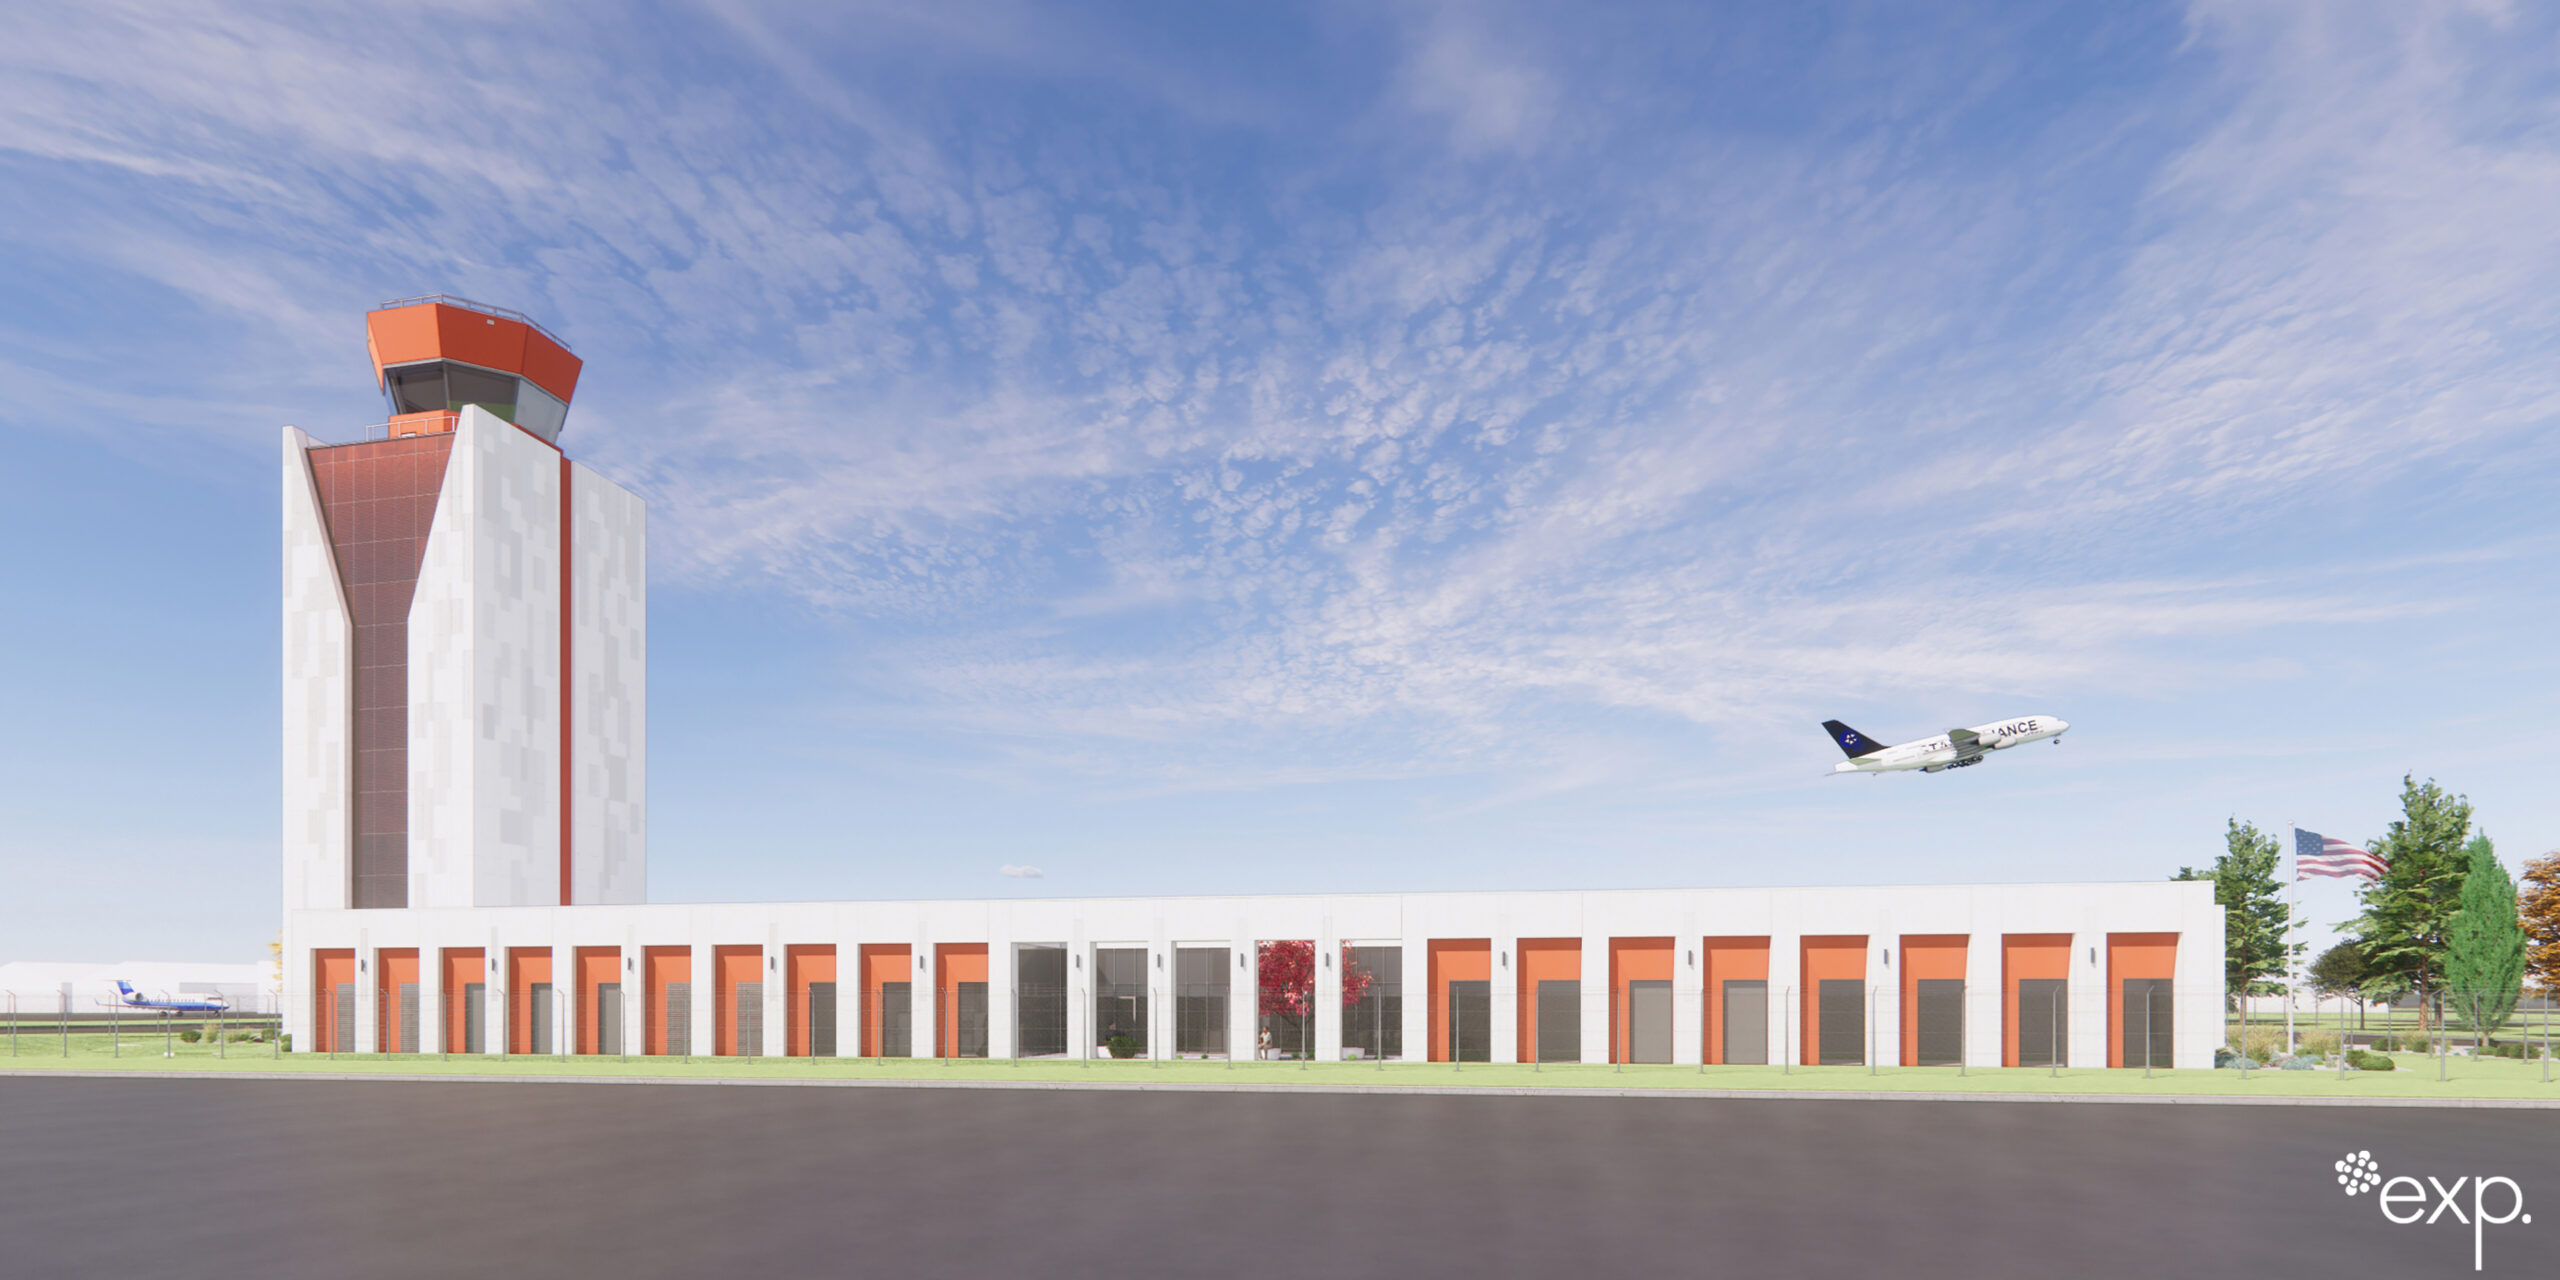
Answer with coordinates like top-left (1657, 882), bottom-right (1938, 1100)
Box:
top-left (3, 0), bottom-right (2556, 964)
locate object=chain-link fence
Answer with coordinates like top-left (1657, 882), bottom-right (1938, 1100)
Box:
top-left (37, 975), bottom-right (2556, 1084)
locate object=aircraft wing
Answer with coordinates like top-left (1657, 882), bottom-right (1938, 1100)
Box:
top-left (1945, 727), bottom-right (1985, 761)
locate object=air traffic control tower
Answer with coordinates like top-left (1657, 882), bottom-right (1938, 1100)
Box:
top-left (281, 297), bottom-right (646, 917)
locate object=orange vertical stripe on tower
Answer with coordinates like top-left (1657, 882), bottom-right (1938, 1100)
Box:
top-left (559, 455), bottom-right (572, 906)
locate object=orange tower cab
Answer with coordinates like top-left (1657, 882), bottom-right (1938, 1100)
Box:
top-left (363, 295), bottom-right (584, 441)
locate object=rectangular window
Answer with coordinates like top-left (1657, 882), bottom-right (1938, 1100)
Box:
top-left (396, 982), bottom-right (419, 1054)
top-left (1627, 979), bottom-right (1672, 1063)
top-left (1914, 979), bottom-right (1964, 1066)
top-left (1174, 946), bottom-right (1229, 1057)
top-left (463, 983), bottom-right (486, 1054)
top-left (662, 981), bottom-right (691, 1056)
top-left (1015, 946), bottom-right (1067, 1057)
top-left (953, 982), bottom-right (988, 1058)
top-left (442, 362), bottom-right (518, 420)
top-left (596, 982), bottom-right (623, 1056)
top-left (876, 982), bottom-right (911, 1058)
top-left (733, 981), bottom-right (761, 1057)
top-left (1722, 979), bottom-right (1768, 1065)
top-left (1818, 978), bottom-right (1865, 1066)
top-left (1447, 980), bottom-right (1491, 1062)
top-left (806, 981), bottom-right (835, 1057)
top-left (2018, 978), bottom-right (2067, 1067)
top-left (1342, 945), bottom-right (1403, 1060)
top-left (529, 983), bottom-right (554, 1055)
top-left (1536, 979), bottom-right (1581, 1063)
top-left (2122, 978), bottom-right (2172, 1068)
top-left (1095, 947), bottom-right (1148, 1057)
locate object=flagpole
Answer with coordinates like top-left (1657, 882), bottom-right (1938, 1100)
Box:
top-left (2285, 823), bottom-right (2298, 1057)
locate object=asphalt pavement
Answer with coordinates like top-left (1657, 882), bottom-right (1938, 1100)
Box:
top-left (2, 1077), bottom-right (2552, 1277)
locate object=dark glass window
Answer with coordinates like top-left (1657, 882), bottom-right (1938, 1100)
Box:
top-left (385, 364), bottom-right (446, 415)
top-left (383, 360), bottom-right (520, 422)
top-left (444, 363), bottom-right (518, 419)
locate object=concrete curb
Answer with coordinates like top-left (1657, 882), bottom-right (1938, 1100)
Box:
top-left (7, 1067), bottom-right (2560, 1109)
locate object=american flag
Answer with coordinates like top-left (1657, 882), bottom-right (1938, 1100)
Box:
top-left (2295, 828), bottom-right (2385, 881)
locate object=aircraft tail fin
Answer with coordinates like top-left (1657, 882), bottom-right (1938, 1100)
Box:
top-left (1822, 720), bottom-right (1886, 759)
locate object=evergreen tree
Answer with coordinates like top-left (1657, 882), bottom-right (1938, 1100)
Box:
top-left (2346, 776), bottom-right (2474, 1042)
top-left (2444, 834), bottom-right (2525, 1046)
top-left (2174, 819), bottom-right (2300, 999)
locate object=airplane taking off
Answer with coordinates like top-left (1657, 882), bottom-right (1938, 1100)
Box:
top-left (1822, 715), bottom-right (2068, 775)
top-left (104, 980), bottom-right (232, 1014)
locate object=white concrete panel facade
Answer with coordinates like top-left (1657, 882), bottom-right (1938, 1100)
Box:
top-left (291, 880), bottom-right (2224, 1069)
top-left (410, 407), bottom-right (563, 909)
top-left (568, 461), bottom-right (645, 905)
top-left (279, 427), bottom-right (351, 914)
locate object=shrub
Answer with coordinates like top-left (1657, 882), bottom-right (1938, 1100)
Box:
top-left (2299, 1030), bottom-right (2342, 1056)
top-left (2226, 1027), bottom-right (2287, 1062)
top-left (1105, 1035), bottom-right (1139, 1060)
top-left (2347, 1049), bottom-right (2396, 1072)
top-left (178, 1030), bottom-right (201, 1043)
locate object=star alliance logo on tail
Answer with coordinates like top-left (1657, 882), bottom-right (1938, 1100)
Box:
top-left (1820, 715), bottom-right (2069, 775)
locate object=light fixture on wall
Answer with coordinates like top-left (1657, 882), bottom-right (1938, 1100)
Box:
top-left (1499, 951), bottom-right (1508, 968)
top-left (2089, 947), bottom-right (2097, 966)
top-left (768, 955), bottom-right (776, 971)
top-left (1883, 950), bottom-right (1892, 967)
top-left (1322, 951), bottom-right (1331, 969)
top-left (625, 957), bottom-right (633, 972)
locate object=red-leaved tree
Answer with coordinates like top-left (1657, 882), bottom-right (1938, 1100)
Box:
top-left (1254, 941), bottom-right (1373, 1017)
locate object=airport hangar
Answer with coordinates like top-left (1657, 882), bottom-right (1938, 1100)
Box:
top-left (279, 296), bottom-right (2221, 1069)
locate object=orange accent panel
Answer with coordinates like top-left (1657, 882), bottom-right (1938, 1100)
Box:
top-left (644, 946), bottom-right (690, 1056)
top-left (1700, 936), bottom-right (1769, 1064)
top-left (2002, 934), bottom-right (2071, 1067)
top-left (389, 411), bottom-right (456, 437)
top-left (1898, 935), bottom-right (1968, 1066)
top-left (2107, 933), bottom-right (2178, 1068)
top-left (786, 946), bottom-right (836, 1057)
top-left (575, 947), bottom-right (619, 1055)
top-left (312, 950), bottom-right (355, 1053)
top-left (520, 328), bottom-right (583, 403)
top-left (559, 455), bottom-right (572, 908)
top-left (374, 949), bottom-right (419, 1054)
top-left (507, 949), bottom-right (552, 1055)
top-left (1799, 936), bottom-right (1868, 1066)
top-left (1516, 938), bottom-right (1580, 1063)
top-left (859, 945), bottom-right (912, 1057)
top-left (1607, 937), bottom-right (1673, 1064)
top-left (442, 948), bottom-right (485, 1053)
top-left (936, 944), bottom-right (990, 1058)
top-left (1426, 939), bottom-right (1489, 1063)
top-left (713, 946), bottom-right (761, 1057)
top-left (434, 305), bottom-right (530, 375)
top-left (366, 306), bottom-right (444, 381)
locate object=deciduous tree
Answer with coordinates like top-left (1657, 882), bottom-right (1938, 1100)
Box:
top-left (2520, 850), bottom-right (2560, 993)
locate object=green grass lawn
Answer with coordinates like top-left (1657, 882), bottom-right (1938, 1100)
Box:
top-left (5, 1033), bottom-right (2557, 1099)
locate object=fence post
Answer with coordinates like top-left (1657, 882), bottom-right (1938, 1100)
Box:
top-left (1782, 985), bottom-right (1793, 1076)
top-left (2047, 985), bottom-right (2058, 1079)
top-left (111, 997), bottom-right (119, 1060)
top-left (2142, 986), bottom-right (2153, 1080)
top-left (1868, 985), bottom-right (1878, 1077)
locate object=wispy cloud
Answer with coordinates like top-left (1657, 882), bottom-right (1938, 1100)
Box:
top-left (4, 0), bottom-right (2553, 807)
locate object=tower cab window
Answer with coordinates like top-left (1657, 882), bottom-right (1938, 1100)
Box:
top-left (384, 361), bottom-right (520, 422)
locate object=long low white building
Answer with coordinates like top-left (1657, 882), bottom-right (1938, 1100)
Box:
top-left (278, 299), bottom-right (2222, 1072)
top-left (285, 881), bottom-right (2221, 1069)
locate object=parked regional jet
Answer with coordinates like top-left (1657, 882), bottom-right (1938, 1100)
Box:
top-left (1821, 715), bottom-right (2067, 774)
top-left (105, 980), bottom-right (232, 1014)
